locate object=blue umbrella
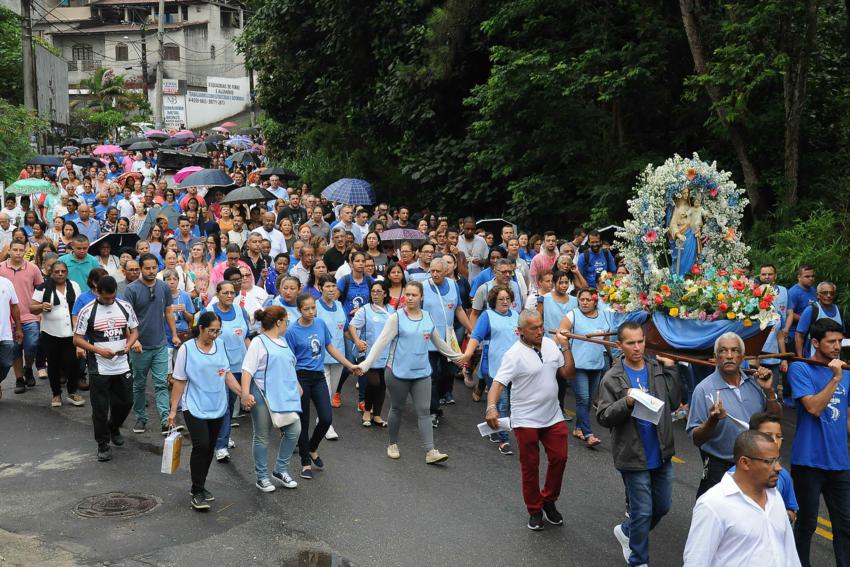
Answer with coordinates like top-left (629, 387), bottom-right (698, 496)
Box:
top-left (27, 155), bottom-right (63, 167)
top-left (179, 168), bottom-right (235, 189)
top-left (321, 178), bottom-right (375, 205)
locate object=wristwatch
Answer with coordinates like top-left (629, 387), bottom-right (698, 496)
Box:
top-left (558, 344), bottom-right (570, 352)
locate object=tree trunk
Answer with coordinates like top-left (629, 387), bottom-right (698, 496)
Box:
top-left (678, 0), bottom-right (762, 215)
top-left (783, 0), bottom-right (818, 209)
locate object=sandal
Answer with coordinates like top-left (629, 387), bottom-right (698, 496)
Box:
top-left (571, 429), bottom-right (586, 442)
top-left (471, 388), bottom-right (482, 402)
top-left (361, 418), bottom-right (372, 427)
top-left (585, 435), bottom-right (602, 448)
top-left (371, 418), bottom-right (387, 428)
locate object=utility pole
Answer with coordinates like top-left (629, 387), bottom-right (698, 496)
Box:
top-left (246, 45), bottom-right (256, 126)
top-left (20, 0), bottom-right (36, 111)
top-left (154, 0), bottom-right (165, 128)
top-left (140, 23), bottom-right (149, 102)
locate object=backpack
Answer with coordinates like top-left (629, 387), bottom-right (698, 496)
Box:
top-left (84, 300), bottom-right (131, 373)
top-left (340, 273), bottom-right (374, 302)
top-left (582, 248), bottom-right (615, 277)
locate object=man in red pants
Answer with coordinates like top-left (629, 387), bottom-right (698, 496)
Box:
top-left (486, 309), bottom-right (574, 530)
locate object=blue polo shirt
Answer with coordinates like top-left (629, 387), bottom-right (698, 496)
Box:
top-left (789, 362), bottom-right (850, 470)
top-left (787, 283), bottom-right (817, 335)
top-left (686, 370), bottom-right (769, 461)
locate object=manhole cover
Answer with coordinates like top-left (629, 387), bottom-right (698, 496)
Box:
top-left (74, 492), bottom-right (161, 518)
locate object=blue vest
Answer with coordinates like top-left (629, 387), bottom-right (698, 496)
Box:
top-left (761, 285), bottom-right (788, 364)
top-left (182, 339), bottom-right (230, 419)
top-left (212, 303), bottom-right (250, 373)
top-left (254, 334), bottom-right (301, 413)
top-left (317, 299), bottom-right (346, 365)
top-left (390, 309), bottom-right (435, 379)
top-left (485, 279), bottom-right (522, 314)
top-left (481, 310), bottom-right (519, 378)
top-left (361, 304), bottom-right (393, 369)
top-left (570, 308), bottom-right (611, 369)
top-left (542, 293), bottom-right (577, 335)
top-left (422, 279), bottom-right (459, 352)
top-left (272, 296), bottom-right (301, 323)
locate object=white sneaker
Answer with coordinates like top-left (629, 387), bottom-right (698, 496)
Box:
top-left (215, 448), bottom-right (230, 462)
top-left (272, 470), bottom-right (298, 489)
top-left (614, 524), bottom-right (631, 564)
top-left (227, 438), bottom-right (236, 449)
top-left (425, 448), bottom-right (448, 464)
top-left (387, 444), bottom-right (400, 459)
top-left (324, 425), bottom-right (339, 440)
top-left (255, 478), bottom-right (276, 492)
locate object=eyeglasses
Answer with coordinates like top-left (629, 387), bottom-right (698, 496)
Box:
top-left (819, 290), bottom-right (836, 297)
top-left (148, 286), bottom-right (155, 301)
top-left (205, 328), bottom-right (221, 335)
top-left (220, 291), bottom-right (236, 296)
top-left (744, 455), bottom-right (781, 466)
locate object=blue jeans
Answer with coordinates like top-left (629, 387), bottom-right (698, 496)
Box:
top-left (130, 346), bottom-right (169, 426)
top-left (14, 321), bottom-right (40, 358)
top-left (573, 368), bottom-right (603, 436)
top-left (249, 381), bottom-right (301, 481)
top-left (792, 465), bottom-right (850, 567)
top-left (620, 460), bottom-right (673, 566)
top-left (483, 373), bottom-right (510, 442)
top-left (0, 340), bottom-right (15, 383)
top-left (215, 372), bottom-right (240, 450)
top-left (678, 362), bottom-right (697, 406)
top-left (297, 370), bottom-right (332, 466)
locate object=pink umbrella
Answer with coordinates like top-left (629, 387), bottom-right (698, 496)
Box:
top-left (211, 126), bottom-right (229, 133)
top-left (144, 129), bottom-right (167, 136)
top-left (220, 121), bottom-right (238, 128)
top-left (173, 166), bottom-right (204, 184)
top-left (92, 144), bottom-right (123, 156)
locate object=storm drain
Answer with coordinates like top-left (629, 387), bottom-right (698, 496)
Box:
top-left (73, 492), bottom-right (161, 519)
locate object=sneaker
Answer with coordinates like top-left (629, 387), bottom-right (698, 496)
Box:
top-left (13, 379), bottom-right (25, 394)
top-left (201, 489), bottom-right (215, 502)
top-left (498, 442), bottom-right (513, 455)
top-left (444, 392), bottom-right (456, 405)
top-left (431, 414), bottom-right (439, 429)
top-left (331, 392), bottom-right (341, 408)
top-left (527, 512), bottom-right (544, 531)
top-left (191, 493), bottom-right (210, 511)
top-left (51, 396), bottom-right (62, 407)
top-left (324, 425), bottom-right (339, 440)
top-left (96, 444), bottom-right (112, 462)
top-left (228, 438), bottom-right (236, 449)
top-left (541, 501), bottom-right (563, 525)
top-left (37, 368), bottom-right (47, 379)
top-left (358, 401), bottom-right (365, 413)
top-left (439, 397), bottom-right (447, 406)
top-left (310, 454), bottom-right (324, 470)
top-left (272, 470), bottom-right (298, 489)
top-left (387, 444), bottom-right (400, 459)
top-left (425, 448), bottom-right (448, 464)
top-left (132, 420), bottom-right (147, 434)
top-left (24, 372), bottom-right (35, 388)
top-left (256, 478), bottom-right (276, 493)
top-left (614, 524), bottom-right (631, 563)
top-left (300, 467), bottom-right (313, 479)
top-left (488, 433), bottom-right (500, 443)
top-left (215, 448), bottom-right (230, 462)
top-left (110, 431), bottom-right (124, 446)
top-left (67, 394), bottom-right (86, 407)
top-left (230, 421), bottom-right (239, 428)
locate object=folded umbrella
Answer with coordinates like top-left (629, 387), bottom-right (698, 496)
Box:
top-left (321, 178), bottom-right (375, 205)
top-left (173, 166), bottom-right (204, 184)
top-left (92, 144), bottom-right (123, 156)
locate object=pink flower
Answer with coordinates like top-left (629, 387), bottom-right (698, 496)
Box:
top-left (643, 230), bottom-right (658, 244)
top-left (698, 311), bottom-right (707, 321)
top-left (708, 188), bottom-right (719, 198)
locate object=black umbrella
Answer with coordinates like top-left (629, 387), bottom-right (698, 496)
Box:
top-left (160, 137), bottom-right (187, 148)
top-left (228, 150), bottom-right (261, 166)
top-left (118, 136), bottom-right (146, 148)
top-left (73, 156), bottom-right (103, 168)
top-left (188, 140), bottom-right (217, 154)
top-left (260, 166), bottom-right (299, 181)
top-left (219, 185), bottom-right (276, 206)
top-left (206, 134), bottom-right (226, 143)
top-left (88, 232), bottom-right (140, 255)
top-left (238, 127), bottom-right (259, 136)
top-left (127, 140), bottom-right (159, 151)
top-left (476, 218), bottom-right (516, 237)
top-left (179, 168), bottom-right (235, 189)
top-left (27, 155), bottom-right (64, 167)
top-left (79, 137), bottom-right (98, 146)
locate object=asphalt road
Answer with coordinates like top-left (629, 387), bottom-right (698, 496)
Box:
top-left (0, 373), bottom-right (839, 567)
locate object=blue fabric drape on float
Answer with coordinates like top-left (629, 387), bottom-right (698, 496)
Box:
top-left (650, 312), bottom-right (766, 350)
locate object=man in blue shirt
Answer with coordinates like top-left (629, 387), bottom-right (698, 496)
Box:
top-left (596, 322), bottom-right (680, 567)
top-left (575, 229), bottom-right (616, 289)
top-left (788, 318), bottom-right (850, 567)
top-left (686, 332), bottom-right (781, 497)
top-left (758, 264), bottom-right (790, 397)
top-left (795, 281), bottom-right (843, 357)
top-left (784, 264), bottom-right (817, 349)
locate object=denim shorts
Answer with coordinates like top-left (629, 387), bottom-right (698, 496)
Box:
top-left (0, 340), bottom-right (16, 379)
top-left (14, 321), bottom-right (40, 357)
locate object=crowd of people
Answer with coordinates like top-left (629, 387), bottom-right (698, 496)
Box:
top-left (2, 132), bottom-right (848, 566)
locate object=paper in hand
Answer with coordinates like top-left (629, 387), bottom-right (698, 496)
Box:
top-left (478, 417), bottom-right (511, 436)
top-left (630, 388), bottom-right (665, 425)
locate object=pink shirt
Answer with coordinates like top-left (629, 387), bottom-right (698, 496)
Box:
top-left (0, 261), bottom-right (44, 323)
top-left (209, 259), bottom-right (252, 290)
top-left (529, 249), bottom-right (557, 282)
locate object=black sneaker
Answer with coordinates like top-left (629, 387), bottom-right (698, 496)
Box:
top-left (542, 501), bottom-right (564, 525)
top-left (498, 442), bottom-right (513, 455)
top-left (300, 467), bottom-right (313, 479)
top-left (191, 493), bottom-right (210, 511)
top-left (13, 379), bottom-right (26, 394)
top-left (110, 431), bottom-right (124, 446)
top-left (310, 454), bottom-right (324, 470)
top-left (132, 420), bottom-right (146, 434)
top-left (201, 489), bottom-right (215, 502)
top-left (24, 370), bottom-right (35, 388)
top-left (488, 433), bottom-right (500, 443)
top-left (97, 444), bottom-right (112, 462)
top-left (527, 512), bottom-right (544, 531)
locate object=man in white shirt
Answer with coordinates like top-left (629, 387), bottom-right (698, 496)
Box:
top-left (0, 213), bottom-right (16, 250)
top-left (456, 217), bottom-right (489, 282)
top-left (0, 274), bottom-right (23, 397)
top-left (228, 216), bottom-right (250, 247)
top-left (353, 208), bottom-right (370, 244)
top-left (486, 309), bottom-right (574, 531)
top-left (683, 430), bottom-right (801, 567)
top-left (252, 211), bottom-right (287, 257)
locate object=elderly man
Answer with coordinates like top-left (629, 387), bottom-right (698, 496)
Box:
top-left (686, 332), bottom-right (781, 497)
top-left (0, 213), bottom-right (15, 249)
top-left (252, 211), bottom-right (287, 257)
top-left (794, 281), bottom-right (843, 357)
top-left (306, 205), bottom-right (331, 241)
top-left (470, 258), bottom-right (525, 327)
top-left (683, 430), bottom-right (801, 567)
top-left (487, 309), bottom-right (574, 531)
top-left (266, 175), bottom-right (288, 208)
top-left (291, 244), bottom-right (315, 287)
top-left (75, 204), bottom-right (101, 242)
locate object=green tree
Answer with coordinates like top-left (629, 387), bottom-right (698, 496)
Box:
top-left (0, 99), bottom-right (47, 184)
top-left (76, 68), bottom-right (133, 113)
top-left (0, 6), bottom-right (23, 105)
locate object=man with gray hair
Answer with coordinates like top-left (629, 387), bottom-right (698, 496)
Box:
top-left (487, 309), bottom-right (574, 530)
top-left (794, 280), bottom-right (843, 358)
top-left (0, 213), bottom-right (15, 249)
top-left (686, 332), bottom-right (781, 497)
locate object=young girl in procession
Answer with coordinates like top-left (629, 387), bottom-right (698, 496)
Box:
top-left (315, 274), bottom-right (347, 439)
top-left (356, 281), bottom-right (461, 464)
top-left (284, 292), bottom-right (360, 480)
top-left (240, 306), bottom-right (302, 493)
top-left (538, 269), bottom-right (578, 413)
top-left (163, 268), bottom-right (195, 389)
top-left (560, 288), bottom-right (612, 448)
top-left (384, 262), bottom-right (407, 310)
top-left (167, 311), bottom-right (243, 511)
top-left (348, 280), bottom-right (393, 427)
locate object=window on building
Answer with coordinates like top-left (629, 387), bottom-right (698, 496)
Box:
top-left (162, 43), bottom-right (180, 61)
top-left (182, 5), bottom-right (189, 21)
top-left (115, 42), bottom-right (128, 61)
top-left (72, 43), bottom-right (93, 61)
top-left (210, 45), bottom-right (216, 60)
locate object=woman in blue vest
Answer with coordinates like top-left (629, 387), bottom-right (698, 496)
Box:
top-left (240, 306), bottom-right (302, 493)
top-left (538, 270), bottom-right (578, 414)
top-left (198, 280), bottom-right (251, 463)
top-left (316, 274), bottom-right (347, 440)
top-left (284, 291), bottom-right (360, 480)
top-left (348, 280), bottom-right (393, 427)
top-left (356, 281), bottom-right (462, 465)
top-left (459, 285), bottom-right (520, 456)
top-left (167, 311), bottom-right (243, 511)
top-left (560, 288), bottom-right (611, 448)
top-left (270, 275), bottom-right (301, 322)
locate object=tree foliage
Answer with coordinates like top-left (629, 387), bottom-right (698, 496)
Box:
top-left (0, 99), bottom-right (47, 185)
